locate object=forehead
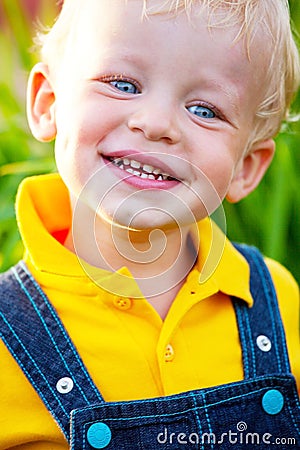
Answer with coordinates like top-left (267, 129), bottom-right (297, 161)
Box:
top-left (68, 3), bottom-right (264, 68)
top-left (58, 0), bottom-right (269, 100)
top-left (67, 0), bottom-right (261, 61)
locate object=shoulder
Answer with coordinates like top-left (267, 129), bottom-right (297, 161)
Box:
top-left (264, 257), bottom-right (300, 387)
top-left (0, 265), bottom-right (16, 294)
top-left (263, 256), bottom-right (299, 331)
top-left (0, 264), bottom-right (22, 303)
top-left (264, 256), bottom-right (299, 308)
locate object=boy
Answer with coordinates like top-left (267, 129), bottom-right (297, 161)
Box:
top-left (0, 0), bottom-right (299, 448)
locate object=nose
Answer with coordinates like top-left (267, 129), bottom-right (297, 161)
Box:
top-left (127, 96), bottom-right (181, 144)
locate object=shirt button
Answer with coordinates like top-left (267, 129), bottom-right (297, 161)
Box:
top-left (164, 344), bottom-right (175, 362)
top-left (113, 297), bottom-right (132, 311)
top-left (87, 422), bottom-right (112, 449)
top-left (262, 389), bottom-right (284, 415)
top-left (256, 335), bottom-right (272, 352)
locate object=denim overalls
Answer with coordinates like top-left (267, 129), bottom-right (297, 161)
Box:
top-left (0, 244), bottom-right (299, 449)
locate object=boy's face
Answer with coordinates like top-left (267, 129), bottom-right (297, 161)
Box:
top-left (28, 0), bottom-right (274, 230)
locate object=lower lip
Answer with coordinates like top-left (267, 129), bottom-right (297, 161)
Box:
top-left (103, 157), bottom-right (180, 190)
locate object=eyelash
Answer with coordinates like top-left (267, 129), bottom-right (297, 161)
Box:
top-left (100, 74), bottom-right (141, 93)
top-left (99, 74), bottom-right (225, 121)
top-left (187, 102), bottom-right (224, 121)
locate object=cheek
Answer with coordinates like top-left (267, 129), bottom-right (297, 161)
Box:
top-left (194, 153), bottom-right (235, 195)
top-left (54, 83), bottom-right (123, 140)
top-left (187, 151), bottom-right (243, 220)
top-left (209, 161), bottom-right (235, 195)
top-left (54, 95), bottom-right (117, 166)
top-left (195, 132), bottom-right (248, 197)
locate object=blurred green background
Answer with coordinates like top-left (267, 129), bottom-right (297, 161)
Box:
top-left (0, 0), bottom-right (300, 283)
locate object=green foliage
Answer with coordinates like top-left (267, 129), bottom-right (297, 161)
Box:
top-left (224, 1), bottom-right (300, 282)
top-left (0, 0), bottom-right (56, 270)
top-left (0, 1), bottom-right (300, 284)
top-left (223, 131), bottom-right (300, 281)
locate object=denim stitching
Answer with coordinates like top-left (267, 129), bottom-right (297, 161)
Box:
top-left (0, 313), bottom-right (69, 439)
top-left (73, 383), bottom-right (300, 448)
top-left (191, 392), bottom-right (204, 450)
top-left (82, 422), bottom-right (87, 449)
top-left (252, 252), bottom-right (291, 373)
top-left (13, 267), bottom-right (91, 406)
top-left (196, 375), bottom-right (290, 398)
top-left (234, 244), bottom-right (291, 376)
top-left (74, 385), bottom-right (286, 422)
top-left (286, 396), bottom-right (300, 437)
top-left (18, 262), bottom-right (103, 402)
top-left (70, 411), bottom-right (76, 449)
top-left (251, 252), bottom-right (281, 371)
top-left (19, 261), bottom-right (102, 399)
top-left (202, 392), bottom-right (214, 449)
top-left (242, 305), bottom-right (257, 377)
top-left (234, 304), bottom-right (250, 379)
top-left (1, 256), bottom-right (297, 447)
top-left (0, 332), bottom-right (68, 437)
top-left (71, 375), bottom-right (292, 416)
top-left (250, 253), bottom-right (284, 373)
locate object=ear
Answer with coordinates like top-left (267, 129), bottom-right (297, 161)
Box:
top-left (226, 139), bottom-right (275, 203)
top-left (27, 62), bottom-right (56, 142)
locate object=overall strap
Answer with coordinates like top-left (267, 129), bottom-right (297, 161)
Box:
top-left (233, 243), bottom-right (292, 379)
top-left (0, 261), bottom-right (103, 441)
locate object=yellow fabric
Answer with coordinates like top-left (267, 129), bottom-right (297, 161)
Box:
top-left (0, 173), bottom-right (299, 449)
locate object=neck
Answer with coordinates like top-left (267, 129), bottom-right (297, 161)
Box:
top-left (64, 200), bottom-right (198, 314)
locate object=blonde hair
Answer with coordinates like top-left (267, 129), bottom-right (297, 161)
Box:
top-left (37, 0), bottom-right (300, 148)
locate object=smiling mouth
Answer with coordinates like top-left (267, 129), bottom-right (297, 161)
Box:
top-left (106, 156), bottom-right (177, 181)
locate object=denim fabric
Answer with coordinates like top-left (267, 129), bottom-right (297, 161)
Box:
top-left (71, 376), bottom-right (299, 449)
top-left (0, 261), bottom-right (103, 439)
top-left (232, 243), bottom-right (291, 378)
top-left (0, 245), bottom-right (299, 449)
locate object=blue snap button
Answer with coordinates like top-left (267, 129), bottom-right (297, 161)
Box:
top-left (262, 389), bottom-right (284, 415)
top-left (87, 422), bottom-right (112, 449)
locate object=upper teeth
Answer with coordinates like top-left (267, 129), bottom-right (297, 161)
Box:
top-left (109, 157), bottom-right (174, 181)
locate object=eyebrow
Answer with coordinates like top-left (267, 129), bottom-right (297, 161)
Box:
top-left (215, 82), bottom-right (240, 115)
top-left (102, 50), bottom-right (149, 70)
top-left (198, 78), bottom-right (241, 123)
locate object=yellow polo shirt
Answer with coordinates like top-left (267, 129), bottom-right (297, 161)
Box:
top-left (0, 173), bottom-right (299, 449)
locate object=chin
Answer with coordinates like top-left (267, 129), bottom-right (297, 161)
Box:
top-left (98, 208), bottom-right (174, 231)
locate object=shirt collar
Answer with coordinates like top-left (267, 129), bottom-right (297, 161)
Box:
top-left (16, 174), bottom-right (143, 297)
top-left (16, 174), bottom-right (253, 304)
top-left (190, 218), bottom-right (253, 306)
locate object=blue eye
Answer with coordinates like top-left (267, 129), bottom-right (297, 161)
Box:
top-left (110, 80), bottom-right (139, 94)
top-left (188, 105), bottom-right (216, 119)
